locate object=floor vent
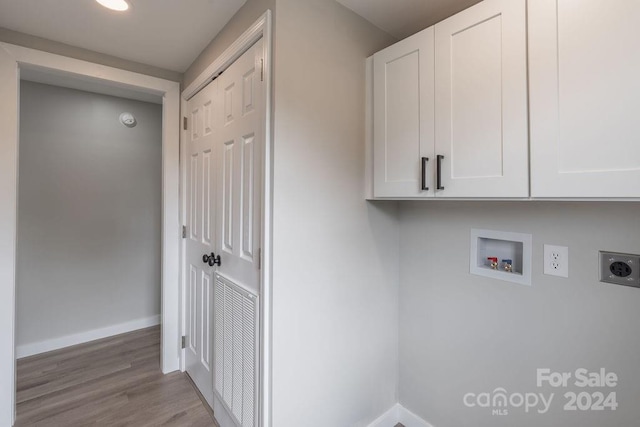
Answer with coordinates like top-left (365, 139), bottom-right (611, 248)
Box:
top-left (214, 273), bottom-right (258, 427)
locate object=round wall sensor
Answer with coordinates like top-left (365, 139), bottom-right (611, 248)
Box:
top-left (119, 112), bottom-right (137, 128)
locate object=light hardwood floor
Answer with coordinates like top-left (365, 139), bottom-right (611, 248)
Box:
top-left (16, 326), bottom-right (216, 426)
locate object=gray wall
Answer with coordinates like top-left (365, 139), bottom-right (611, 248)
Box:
top-left (182, 0), bottom-right (276, 88)
top-left (17, 81), bottom-right (162, 348)
top-left (271, 1), bottom-right (398, 426)
top-left (398, 201), bottom-right (640, 427)
top-left (0, 27), bottom-right (181, 82)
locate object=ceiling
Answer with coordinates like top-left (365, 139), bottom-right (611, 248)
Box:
top-left (0, 0), bottom-right (247, 73)
top-left (0, 0), bottom-right (484, 74)
top-left (336, 0), bottom-right (483, 39)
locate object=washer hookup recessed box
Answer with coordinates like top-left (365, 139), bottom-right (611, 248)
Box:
top-left (470, 229), bottom-right (532, 286)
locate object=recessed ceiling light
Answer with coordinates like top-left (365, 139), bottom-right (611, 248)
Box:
top-left (96, 0), bottom-right (130, 11)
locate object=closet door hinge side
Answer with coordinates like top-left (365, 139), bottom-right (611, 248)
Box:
top-left (182, 225), bottom-right (187, 239)
top-left (183, 117), bottom-right (188, 130)
top-left (181, 336), bottom-right (186, 349)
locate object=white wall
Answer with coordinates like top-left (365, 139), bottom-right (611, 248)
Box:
top-left (398, 201), bottom-right (640, 427)
top-left (17, 81), bottom-right (162, 354)
top-left (271, 1), bottom-right (399, 426)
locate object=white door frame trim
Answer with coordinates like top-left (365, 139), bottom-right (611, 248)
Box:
top-left (0, 42), bottom-right (181, 427)
top-left (180, 10), bottom-right (273, 427)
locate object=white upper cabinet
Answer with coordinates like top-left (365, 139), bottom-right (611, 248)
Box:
top-left (373, 27), bottom-right (435, 198)
top-left (434, 0), bottom-right (528, 198)
top-left (369, 0), bottom-right (528, 199)
top-left (529, 0), bottom-right (640, 197)
top-left (370, 0), bottom-right (640, 199)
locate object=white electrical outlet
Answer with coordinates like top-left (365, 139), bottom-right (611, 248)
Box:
top-left (544, 244), bottom-right (569, 278)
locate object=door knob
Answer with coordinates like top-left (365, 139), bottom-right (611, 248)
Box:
top-left (208, 252), bottom-right (221, 267)
top-left (203, 252), bottom-right (221, 267)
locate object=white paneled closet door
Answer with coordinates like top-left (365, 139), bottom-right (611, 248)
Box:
top-left (373, 27), bottom-right (435, 198)
top-left (213, 38), bottom-right (264, 427)
top-left (529, 0), bottom-right (640, 197)
top-left (434, 0), bottom-right (528, 198)
top-left (215, 39), bottom-right (263, 298)
top-left (185, 78), bottom-right (219, 407)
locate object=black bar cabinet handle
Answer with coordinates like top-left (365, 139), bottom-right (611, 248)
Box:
top-left (421, 157), bottom-right (429, 191)
top-left (436, 155), bottom-right (445, 190)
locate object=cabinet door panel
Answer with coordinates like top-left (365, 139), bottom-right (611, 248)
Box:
top-left (529, 0), bottom-right (640, 197)
top-left (373, 28), bottom-right (434, 198)
top-left (435, 0), bottom-right (528, 197)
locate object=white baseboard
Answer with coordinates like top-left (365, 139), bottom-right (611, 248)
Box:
top-left (17, 315), bottom-right (161, 358)
top-left (398, 405), bottom-right (433, 427)
top-left (368, 404), bottom-right (401, 427)
top-left (368, 404), bottom-right (433, 427)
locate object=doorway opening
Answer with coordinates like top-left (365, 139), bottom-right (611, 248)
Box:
top-left (14, 73), bottom-right (171, 425)
top-left (16, 76), bottom-right (163, 360)
top-left (0, 43), bottom-right (181, 426)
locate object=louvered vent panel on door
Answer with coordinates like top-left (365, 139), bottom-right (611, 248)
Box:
top-left (214, 273), bottom-right (258, 427)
